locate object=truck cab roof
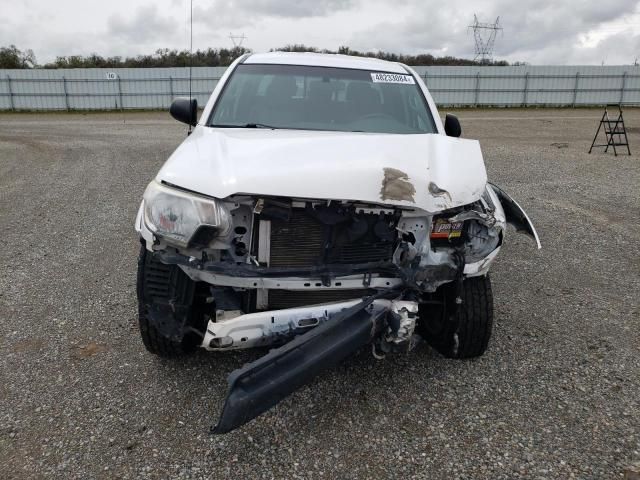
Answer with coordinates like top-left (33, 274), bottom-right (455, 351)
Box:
top-left (243, 51), bottom-right (408, 74)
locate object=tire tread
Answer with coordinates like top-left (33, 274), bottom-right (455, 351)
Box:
top-left (137, 245), bottom-right (198, 357)
top-left (421, 275), bottom-right (494, 359)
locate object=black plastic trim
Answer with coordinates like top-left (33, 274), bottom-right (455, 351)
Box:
top-left (212, 295), bottom-right (389, 433)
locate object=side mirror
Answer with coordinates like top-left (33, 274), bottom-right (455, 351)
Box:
top-left (444, 113), bottom-right (462, 138)
top-left (170, 98), bottom-right (198, 126)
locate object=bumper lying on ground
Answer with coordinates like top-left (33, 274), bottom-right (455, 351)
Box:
top-left (212, 295), bottom-right (410, 433)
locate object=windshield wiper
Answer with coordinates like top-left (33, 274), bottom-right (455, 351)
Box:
top-left (211, 123), bottom-right (280, 129)
top-left (245, 123), bottom-right (279, 129)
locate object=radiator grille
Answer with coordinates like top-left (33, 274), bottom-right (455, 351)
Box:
top-left (269, 210), bottom-right (325, 267)
top-left (268, 209), bottom-right (395, 268)
top-left (328, 243), bottom-right (394, 264)
top-left (265, 208), bottom-right (396, 310)
top-left (268, 289), bottom-right (370, 310)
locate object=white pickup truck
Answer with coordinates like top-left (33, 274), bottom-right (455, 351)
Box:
top-left (135, 52), bottom-right (540, 433)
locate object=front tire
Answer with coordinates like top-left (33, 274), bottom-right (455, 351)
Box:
top-left (418, 275), bottom-right (494, 359)
top-left (137, 245), bottom-right (206, 357)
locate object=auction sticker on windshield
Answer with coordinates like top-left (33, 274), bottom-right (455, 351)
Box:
top-left (370, 73), bottom-right (415, 84)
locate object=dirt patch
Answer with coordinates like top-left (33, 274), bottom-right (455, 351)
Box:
top-left (10, 339), bottom-right (46, 354)
top-left (70, 342), bottom-right (108, 359)
top-left (380, 167), bottom-right (416, 202)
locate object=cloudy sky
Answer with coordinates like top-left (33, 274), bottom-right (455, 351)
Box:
top-left (1, 0), bottom-right (639, 65)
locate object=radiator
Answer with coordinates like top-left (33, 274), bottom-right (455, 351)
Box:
top-left (265, 208), bottom-right (395, 309)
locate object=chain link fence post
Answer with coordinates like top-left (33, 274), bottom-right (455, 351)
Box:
top-left (62, 76), bottom-right (70, 111)
top-left (117, 76), bottom-right (123, 110)
top-left (474, 72), bottom-right (480, 107)
top-left (169, 75), bottom-right (174, 107)
top-left (620, 71), bottom-right (627, 105)
top-left (6, 74), bottom-right (14, 111)
top-left (522, 72), bottom-right (529, 106)
top-left (572, 72), bottom-right (580, 107)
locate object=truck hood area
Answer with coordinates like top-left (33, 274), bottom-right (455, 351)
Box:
top-left (157, 127), bottom-right (488, 213)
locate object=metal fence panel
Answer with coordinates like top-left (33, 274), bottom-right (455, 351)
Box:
top-left (0, 65), bottom-right (638, 110)
top-left (413, 65), bottom-right (640, 107)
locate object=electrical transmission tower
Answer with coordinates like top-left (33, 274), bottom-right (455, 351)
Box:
top-left (468, 15), bottom-right (502, 64)
top-left (229, 33), bottom-right (247, 48)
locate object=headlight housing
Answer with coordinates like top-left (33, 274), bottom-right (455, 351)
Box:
top-left (143, 181), bottom-right (231, 247)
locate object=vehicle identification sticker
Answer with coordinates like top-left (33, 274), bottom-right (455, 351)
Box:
top-left (370, 73), bottom-right (415, 84)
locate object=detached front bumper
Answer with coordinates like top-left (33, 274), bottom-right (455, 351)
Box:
top-left (203, 297), bottom-right (419, 350)
top-left (156, 248), bottom-right (500, 352)
top-left (212, 295), bottom-right (417, 433)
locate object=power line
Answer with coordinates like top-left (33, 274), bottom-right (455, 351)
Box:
top-left (229, 33), bottom-right (247, 48)
top-left (468, 14), bottom-right (503, 64)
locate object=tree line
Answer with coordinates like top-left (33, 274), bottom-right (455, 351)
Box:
top-left (0, 44), bottom-right (510, 69)
top-left (277, 45), bottom-right (509, 66)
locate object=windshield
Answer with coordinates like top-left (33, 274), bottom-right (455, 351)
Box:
top-left (208, 64), bottom-right (437, 134)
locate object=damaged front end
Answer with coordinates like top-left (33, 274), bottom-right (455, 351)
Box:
top-left (135, 178), bottom-right (540, 432)
top-left (139, 183), bottom-right (507, 345)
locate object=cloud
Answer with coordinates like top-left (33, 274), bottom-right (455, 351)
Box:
top-left (549, 28), bottom-right (640, 65)
top-left (238, 0), bottom-right (356, 17)
top-left (1, 0), bottom-right (639, 64)
top-left (192, 0), bottom-right (357, 29)
top-left (107, 5), bottom-right (178, 44)
top-left (198, 0), bottom-right (355, 18)
top-left (490, 0), bottom-right (638, 56)
top-left (348, 0), bottom-right (640, 63)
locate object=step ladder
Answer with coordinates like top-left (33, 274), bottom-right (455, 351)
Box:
top-left (589, 104), bottom-right (631, 156)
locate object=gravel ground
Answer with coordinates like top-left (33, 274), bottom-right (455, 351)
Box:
top-left (0, 109), bottom-right (638, 479)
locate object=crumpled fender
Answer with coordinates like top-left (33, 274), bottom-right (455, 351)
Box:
top-left (488, 183), bottom-right (541, 249)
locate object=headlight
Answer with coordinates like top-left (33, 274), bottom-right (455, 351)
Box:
top-left (143, 181), bottom-right (231, 247)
